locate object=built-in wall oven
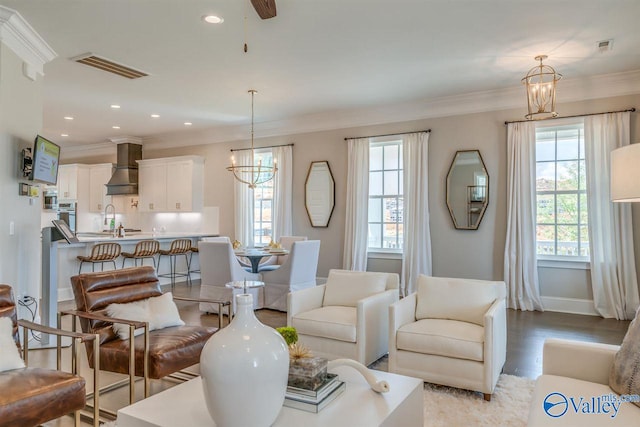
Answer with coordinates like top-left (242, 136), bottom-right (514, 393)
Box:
top-left (57, 202), bottom-right (77, 234)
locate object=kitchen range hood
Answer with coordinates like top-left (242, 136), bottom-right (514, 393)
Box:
top-left (106, 142), bottom-right (142, 195)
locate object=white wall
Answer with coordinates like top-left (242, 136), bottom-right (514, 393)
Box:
top-left (0, 44), bottom-right (45, 299)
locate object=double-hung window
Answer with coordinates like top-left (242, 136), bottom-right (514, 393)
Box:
top-left (368, 140), bottom-right (403, 252)
top-left (252, 149), bottom-right (274, 246)
top-left (535, 122), bottom-right (589, 261)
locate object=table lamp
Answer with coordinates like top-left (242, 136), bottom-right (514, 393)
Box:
top-left (611, 143), bottom-right (640, 202)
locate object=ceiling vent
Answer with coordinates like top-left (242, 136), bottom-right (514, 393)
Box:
top-left (597, 39), bottom-right (614, 53)
top-left (72, 53), bottom-right (148, 79)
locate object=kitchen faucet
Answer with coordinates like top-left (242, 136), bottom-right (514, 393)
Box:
top-left (103, 204), bottom-right (116, 231)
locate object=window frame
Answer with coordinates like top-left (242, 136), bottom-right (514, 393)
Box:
top-left (367, 137), bottom-right (404, 255)
top-left (534, 119), bottom-right (590, 264)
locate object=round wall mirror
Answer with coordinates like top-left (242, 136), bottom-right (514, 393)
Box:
top-left (446, 150), bottom-right (489, 230)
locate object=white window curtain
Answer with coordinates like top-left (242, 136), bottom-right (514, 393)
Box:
top-left (343, 138), bottom-right (369, 271)
top-left (402, 131), bottom-right (432, 296)
top-left (504, 122), bottom-right (544, 311)
top-left (233, 150), bottom-right (255, 248)
top-left (272, 145), bottom-right (293, 240)
top-left (585, 111), bottom-right (639, 320)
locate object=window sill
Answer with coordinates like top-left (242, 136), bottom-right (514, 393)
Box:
top-left (537, 258), bottom-right (590, 270)
top-left (367, 251), bottom-right (402, 260)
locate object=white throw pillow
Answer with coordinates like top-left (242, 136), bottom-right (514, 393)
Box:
top-left (322, 270), bottom-right (388, 307)
top-left (106, 292), bottom-right (185, 340)
top-left (0, 317), bottom-right (25, 372)
top-left (415, 276), bottom-right (503, 326)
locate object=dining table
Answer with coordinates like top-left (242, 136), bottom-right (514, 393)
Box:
top-left (234, 248), bottom-right (289, 273)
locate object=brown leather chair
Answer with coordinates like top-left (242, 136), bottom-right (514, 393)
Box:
top-left (0, 284), bottom-right (99, 427)
top-left (65, 266), bottom-right (224, 415)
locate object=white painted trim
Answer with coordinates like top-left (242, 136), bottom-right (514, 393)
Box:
top-left (541, 296), bottom-right (599, 317)
top-left (538, 259), bottom-right (591, 270)
top-left (368, 251), bottom-right (403, 260)
top-left (58, 287), bottom-right (74, 302)
top-left (60, 68), bottom-right (640, 157)
top-left (0, 6), bottom-right (57, 79)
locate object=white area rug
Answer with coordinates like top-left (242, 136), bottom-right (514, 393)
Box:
top-left (424, 374), bottom-right (534, 427)
top-left (101, 374), bottom-right (534, 427)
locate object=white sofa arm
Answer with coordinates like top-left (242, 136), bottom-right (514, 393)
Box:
top-left (543, 338), bottom-right (620, 385)
top-left (388, 293), bottom-right (417, 372)
top-left (483, 298), bottom-right (507, 393)
top-left (357, 289), bottom-right (399, 365)
top-left (287, 284), bottom-right (325, 326)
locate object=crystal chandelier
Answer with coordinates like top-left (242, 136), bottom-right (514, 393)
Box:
top-left (521, 55), bottom-right (562, 120)
top-left (227, 90), bottom-right (277, 188)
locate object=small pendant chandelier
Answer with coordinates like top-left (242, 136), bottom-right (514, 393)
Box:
top-left (227, 90), bottom-right (277, 188)
top-left (521, 55), bottom-right (562, 120)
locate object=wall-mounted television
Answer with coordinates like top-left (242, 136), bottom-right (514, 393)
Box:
top-left (30, 135), bottom-right (60, 185)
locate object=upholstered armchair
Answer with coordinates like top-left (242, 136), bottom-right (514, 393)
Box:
top-left (0, 284), bottom-right (99, 427)
top-left (389, 275), bottom-right (506, 401)
top-left (261, 240), bottom-right (321, 311)
top-left (288, 269), bottom-right (400, 365)
top-left (65, 266), bottom-right (220, 415)
top-left (198, 241), bottom-right (263, 312)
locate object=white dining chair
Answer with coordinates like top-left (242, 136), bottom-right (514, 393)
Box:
top-left (258, 235), bottom-right (308, 272)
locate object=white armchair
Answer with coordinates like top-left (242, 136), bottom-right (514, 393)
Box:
top-left (198, 241), bottom-right (262, 313)
top-left (288, 269), bottom-right (400, 365)
top-left (389, 275), bottom-right (506, 400)
top-left (261, 240), bottom-right (320, 311)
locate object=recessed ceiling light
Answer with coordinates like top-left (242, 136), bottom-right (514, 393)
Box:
top-left (203, 15), bottom-right (224, 24)
top-left (151, 114), bottom-right (160, 118)
top-left (110, 104), bottom-right (121, 109)
top-left (61, 134), bottom-right (68, 137)
top-left (64, 116), bottom-right (74, 120)
top-left (112, 125), bottom-right (120, 129)
top-left (184, 122), bottom-right (193, 126)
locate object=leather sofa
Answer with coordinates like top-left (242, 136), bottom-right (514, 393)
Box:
top-left (528, 338), bottom-right (640, 426)
top-left (0, 284), bottom-right (98, 427)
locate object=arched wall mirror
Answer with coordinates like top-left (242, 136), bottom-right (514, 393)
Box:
top-left (446, 150), bottom-right (489, 230)
top-left (305, 161), bottom-right (335, 227)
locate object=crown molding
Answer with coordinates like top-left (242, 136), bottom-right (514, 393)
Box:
top-left (0, 6), bottom-right (57, 80)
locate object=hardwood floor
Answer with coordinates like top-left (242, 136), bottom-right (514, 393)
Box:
top-left (40, 281), bottom-right (630, 426)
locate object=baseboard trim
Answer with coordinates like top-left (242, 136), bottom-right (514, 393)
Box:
top-left (541, 296), bottom-right (599, 316)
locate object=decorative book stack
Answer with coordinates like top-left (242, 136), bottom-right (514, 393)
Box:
top-left (284, 357), bottom-right (345, 413)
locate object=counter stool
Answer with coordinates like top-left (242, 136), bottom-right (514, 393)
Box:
top-left (77, 242), bottom-right (122, 274)
top-left (121, 239), bottom-right (160, 268)
top-left (158, 238), bottom-right (192, 288)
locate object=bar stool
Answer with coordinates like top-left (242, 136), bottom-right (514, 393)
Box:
top-left (158, 238), bottom-right (192, 288)
top-left (77, 242), bottom-right (122, 274)
top-left (121, 240), bottom-right (160, 269)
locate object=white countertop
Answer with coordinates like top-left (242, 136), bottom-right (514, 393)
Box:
top-left (63, 232), bottom-right (218, 244)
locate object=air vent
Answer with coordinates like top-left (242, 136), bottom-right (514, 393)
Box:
top-left (72, 53), bottom-right (148, 79)
top-left (597, 39), bottom-right (614, 53)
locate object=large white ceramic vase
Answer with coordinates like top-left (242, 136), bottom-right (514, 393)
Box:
top-left (200, 293), bottom-right (289, 427)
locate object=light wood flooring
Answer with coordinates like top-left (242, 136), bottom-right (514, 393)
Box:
top-left (34, 281), bottom-right (630, 426)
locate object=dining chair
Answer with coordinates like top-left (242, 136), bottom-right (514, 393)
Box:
top-left (261, 240), bottom-right (320, 311)
top-left (258, 235), bottom-right (308, 272)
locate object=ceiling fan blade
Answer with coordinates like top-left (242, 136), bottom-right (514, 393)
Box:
top-left (251, 0), bottom-right (277, 19)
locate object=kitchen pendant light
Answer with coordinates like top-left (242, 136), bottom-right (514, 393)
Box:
top-left (521, 55), bottom-right (562, 120)
top-left (227, 90), bottom-right (277, 188)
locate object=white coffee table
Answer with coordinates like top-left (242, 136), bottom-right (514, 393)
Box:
top-left (117, 366), bottom-right (423, 427)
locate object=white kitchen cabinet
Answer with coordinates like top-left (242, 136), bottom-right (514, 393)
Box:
top-left (88, 163), bottom-right (114, 212)
top-left (138, 156), bottom-right (204, 212)
top-left (57, 164), bottom-right (90, 201)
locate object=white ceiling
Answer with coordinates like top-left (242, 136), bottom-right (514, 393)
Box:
top-left (3, 0), bottom-right (640, 149)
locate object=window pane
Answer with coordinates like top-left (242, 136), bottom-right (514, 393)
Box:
top-left (579, 193), bottom-right (588, 224)
top-left (536, 137), bottom-right (555, 162)
top-left (398, 144), bottom-right (403, 169)
top-left (536, 194), bottom-right (555, 223)
top-left (397, 223), bottom-right (404, 249)
top-left (556, 161), bottom-right (579, 191)
top-left (370, 146), bottom-right (383, 170)
top-left (384, 145), bottom-right (399, 170)
top-left (557, 130), bottom-right (580, 160)
top-left (368, 198), bottom-right (381, 222)
top-left (382, 224), bottom-right (398, 249)
top-left (369, 171), bottom-right (382, 195)
top-left (368, 224), bottom-right (381, 248)
top-left (537, 225), bottom-right (555, 255)
top-left (262, 200), bottom-right (272, 221)
top-left (383, 198), bottom-right (397, 222)
top-left (580, 226), bottom-right (590, 257)
top-left (384, 171), bottom-right (399, 195)
top-left (536, 162), bottom-right (555, 191)
top-left (397, 197), bottom-right (404, 224)
top-left (557, 194), bottom-right (578, 224)
top-left (579, 138), bottom-right (585, 160)
top-left (557, 225), bottom-right (579, 256)
top-left (578, 160), bottom-right (586, 191)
